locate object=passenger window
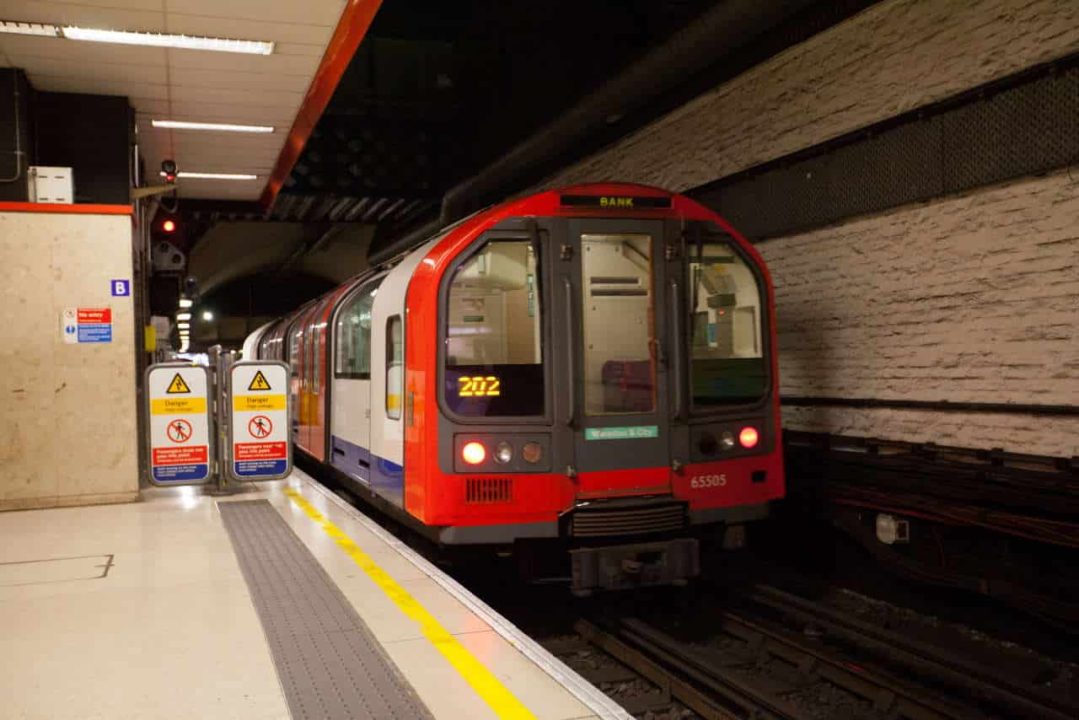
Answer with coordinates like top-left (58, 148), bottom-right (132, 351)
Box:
top-left (288, 326), bottom-right (301, 372)
top-left (335, 285), bottom-right (375, 379)
top-left (689, 239), bottom-right (766, 407)
top-left (386, 316), bottom-right (403, 420)
top-left (443, 240), bottom-right (544, 417)
top-left (306, 324), bottom-right (318, 394)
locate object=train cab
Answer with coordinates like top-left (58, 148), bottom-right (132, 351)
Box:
top-left (247, 183), bottom-right (784, 593)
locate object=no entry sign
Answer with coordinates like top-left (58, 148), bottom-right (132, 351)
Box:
top-left (146, 364), bottom-right (212, 485)
top-left (228, 361), bottom-right (291, 481)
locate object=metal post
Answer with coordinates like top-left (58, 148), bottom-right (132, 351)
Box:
top-left (206, 345), bottom-right (235, 495)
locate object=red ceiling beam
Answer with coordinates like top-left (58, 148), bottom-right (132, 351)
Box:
top-left (259, 0), bottom-right (384, 210)
top-left (0, 202), bottom-right (133, 215)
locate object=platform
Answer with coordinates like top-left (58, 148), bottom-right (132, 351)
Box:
top-left (0, 470), bottom-right (628, 720)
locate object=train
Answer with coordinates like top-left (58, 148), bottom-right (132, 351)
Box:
top-left (242, 182), bottom-right (784, 593)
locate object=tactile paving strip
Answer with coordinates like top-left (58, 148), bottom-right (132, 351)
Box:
top-left (219, 500), bottom-right (432, 720)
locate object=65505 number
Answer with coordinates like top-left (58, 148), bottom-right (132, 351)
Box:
top-left (689, 474), bottom-right (726, 489)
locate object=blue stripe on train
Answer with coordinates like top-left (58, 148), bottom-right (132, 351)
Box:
top-left (330, 435), bottom-right (404, 507)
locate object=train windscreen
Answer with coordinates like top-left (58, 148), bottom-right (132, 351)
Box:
top-left (688, 240), bottom-right (767, 407)
top-left (443, 240), bottom-right (544, 417)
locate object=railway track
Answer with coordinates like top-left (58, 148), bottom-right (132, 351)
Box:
top-left (544, 586), bottom-right (1077, 720)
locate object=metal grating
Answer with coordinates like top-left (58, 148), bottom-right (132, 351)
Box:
top-left (570, 502), bottom-right (687, 538)
top-left (693, 56), bottom-right (1079, 240)
top-left (465, 478), bottom-right (513, 504)
top-left (218, 500), bottom-right (432, 720)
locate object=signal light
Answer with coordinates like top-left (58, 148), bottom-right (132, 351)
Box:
top-left (521, 442), bottom-right (543, 464)
top-left (162, 218), bottom-right (176, 233)
top-left (739, 427), bottom-right (759, 449)
top-left (461, 441), bottom-right (486, 465)
top-left (494, 442), bottom-right (513, 464)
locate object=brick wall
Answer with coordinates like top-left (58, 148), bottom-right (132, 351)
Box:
top-left (538, 0), bottom-right (1079, 456)
top-left (541, 0), bottom-right (1079, 192)
top-left (766, 170), bottom-right (1079, 457)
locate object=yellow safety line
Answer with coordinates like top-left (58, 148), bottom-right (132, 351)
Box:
top-left (284, 488), bottom-right (538, 720)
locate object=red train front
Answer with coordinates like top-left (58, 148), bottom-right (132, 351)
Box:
top-left (247, 182), bottom-right (784, 593)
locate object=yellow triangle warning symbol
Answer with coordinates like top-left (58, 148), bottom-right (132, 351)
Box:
top-left (166, 373), bottom-right (191, 394)
top-left (248, 370), bottom-right (272, 392)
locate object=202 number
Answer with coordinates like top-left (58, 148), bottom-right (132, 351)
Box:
top-left (459, 376), bottom-right (501, 397)
top-left (690, 474), bottom-right (726, 489)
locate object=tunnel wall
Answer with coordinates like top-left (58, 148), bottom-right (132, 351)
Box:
top-left (0, 207), bottom-right (139, 509)
top-left (537, 0), bottom-right (1079, 457)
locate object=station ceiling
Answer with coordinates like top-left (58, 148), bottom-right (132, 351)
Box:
top-left (0, 0), bottom-right (348, 201)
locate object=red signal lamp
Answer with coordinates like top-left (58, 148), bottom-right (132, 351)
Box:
top-left (738, 426), bottom-right (759, 449)
top-left (162, 219), bottom-right (176, 233)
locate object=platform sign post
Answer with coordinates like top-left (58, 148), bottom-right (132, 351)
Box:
top-left (146, 363), bottom-right (213, 486)
top-left (228, 361), bottom-right (291, 481)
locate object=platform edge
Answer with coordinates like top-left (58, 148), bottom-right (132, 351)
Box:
top-left (297, 471), bottom-right (632, 720)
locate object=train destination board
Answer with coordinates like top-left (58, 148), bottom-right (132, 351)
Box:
top-left (228, 361), bottom-right (291, 481)
top-left (146, 364), bottom-right (212, 485)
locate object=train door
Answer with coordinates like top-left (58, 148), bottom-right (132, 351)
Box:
top-left (329, 277), bottom-right (381, 484)
top-left (550, 218), bottom-right (675, 499)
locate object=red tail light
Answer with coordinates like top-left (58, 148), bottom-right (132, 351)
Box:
top-left (461, 441), bottom-right (486, 465)
top-left (739, 426), bottom-right (759, 449)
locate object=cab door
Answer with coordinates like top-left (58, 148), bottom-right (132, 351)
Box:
top-left (550, 218), bottom-right (674, 499)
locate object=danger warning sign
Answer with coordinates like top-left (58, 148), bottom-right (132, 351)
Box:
top-left (248, 370), bottom-right (272, 391)
top-left (166, 373), bottom-right (191, 394)
top-left (229, 362), bottom-right (290, 481)
top-left (146, 365), bottom-right (212, 485)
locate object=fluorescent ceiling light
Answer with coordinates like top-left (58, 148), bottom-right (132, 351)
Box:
top-left (0, 21), bottom-right (60, 37)
top-left (178, 298), bottom-right (193, 308)
top-left (152, 119), bottom-right (273, 134)
top-left (175, 312), bottom-right (191, 321)
top-left (160, 171), bottom-right (258, 180)
top-left (60, 26), bottom-right (274, 55)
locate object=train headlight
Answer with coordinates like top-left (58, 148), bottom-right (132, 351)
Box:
top-left (720, 431), bottom-right (735, 450)
top-left (521, 442), bottom-right (543, 464)
top-left (462, 441), bottom-right (486, 465)
top-left (494, 442), bottom-right (513, 464)
top-left (738, 427), bottom-right (759, 449)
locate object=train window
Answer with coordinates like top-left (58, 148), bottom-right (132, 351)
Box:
top-left (306, 320), bottom-right (319, 395)
top-left (581, 233), bottom-right (656, 415)
top-left (386, 315), bottom-right (403, 420)
top-left (313, 324), bottom-right (322, 392)
top-left (688, 240), bottom-right (766, 407)
top-left (335, 285), bottom-right (375, 379)
top-left (444, 239), bottom-right (544, 417)
top-left (287, 324), bottom-right (301, 373)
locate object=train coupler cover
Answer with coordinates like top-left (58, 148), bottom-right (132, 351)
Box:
top-left (570, 538), bottom-right (699, 594)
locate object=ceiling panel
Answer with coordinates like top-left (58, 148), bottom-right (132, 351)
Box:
top-left (0, 0), bottom-right (348, 200)
top-left (27, 75), bottom-right (170, 99)
top-left (7, 57), bottom-right (168, 85)
top-left (168, 0), bottom-right (346, 26)
top-left (2, 1), bottom-right (162, 28)
top-left (164, 15), bottom-right (337, 47)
